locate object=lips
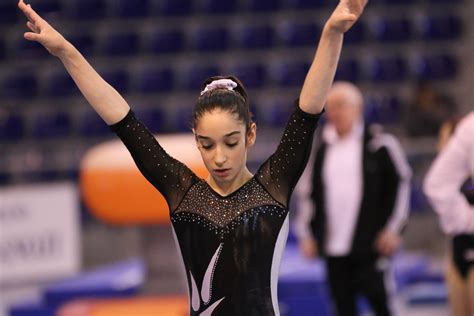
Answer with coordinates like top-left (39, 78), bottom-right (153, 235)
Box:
top-left (214, 168), bottom-right (230, 177)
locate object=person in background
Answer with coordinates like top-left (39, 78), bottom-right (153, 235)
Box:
top-left (295, 81), bottom-right (412, 316)
top-left (424, 113), bottom-right (474, 316)
top-left (403, 80), bottom-right (456, 137)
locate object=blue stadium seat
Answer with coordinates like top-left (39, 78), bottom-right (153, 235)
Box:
top-left (101, 69), bottom-right (129, 94)
top-left (198, 0), bottom-right (238, 14)
top-left (65, 31), bottom-right (95, 56)
top-left (365, 95), bottom-right (402, 124)
top-left (172, 107), bottom-right (194, 132)
top-left (383, 95), bottom-right (401, 124)
top-left (1, 70), bottom-right (38, 99)
top-left (414, 54), bottom-right (458, 80)
top-left (181, 65), bottom-right (219, 91)
top-left (334, 59), bottom-right (361, 82)
top-left (245, 0), bottom-right (281, 11)
top-left (146, 28), bottom-right (184, 54)
top-left (228, 63), bottom-right (267, 89)
top-left (79, 111), bottom-right (111, 137)
top-left (368, 56), bottom-right (408, 82)
top-left (419, 14), bottom-right (462, 40)
top-left (43, 71), bottom-right (78, 97)
top-left (260, 100), bottom-right (299, 128)
top-left (156, 0), bottom-right (194, 15)
top-left (372, 17), bottom-right (413, 42)
top-left (114, 0), bottom-right (149, 18)
top-left (234, 24), bottom-right (275, 50)
top-left (0, 113), bottom-right (24, 141)
top-left (189, 26), bottom-right (229, 52)
top-left (134, 67), bottom-right (174, 93)
top-left (65, 0), bottom-right (107, 20)
top-left (14, 37), bottom-right (49, 58)
top-left (344, 21), bottom-right (367, 44)
top-left (31, 0), bottom-right (62, 15)
top-left (270, 61), bottom-right (309, 87)
top-left (102, 31), bottom-right (139, 56)
top-left (364, 98), bottom-right (381, 124)
top-left (286, 0), bottom-right (328, 9)
top-left (135, 107), bottom-right (166, 133)
top-left (375, 95), bottom-right (401, 124)
top-left (33, 112), bottom-right (72, 139)
top-left (278, 21), bottom-right (321, 47)
top-left (0, 2), bottom-right (19, 24)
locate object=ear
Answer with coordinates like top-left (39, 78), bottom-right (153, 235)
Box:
top-left (246, 123), bottom-right (257, 147)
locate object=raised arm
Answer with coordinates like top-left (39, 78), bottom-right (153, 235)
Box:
top-left (299, 0), bottom-right (367, 114)
top-left (18, 0), bottom-right (129, 125)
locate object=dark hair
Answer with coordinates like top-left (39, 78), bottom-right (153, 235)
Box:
top-left (193, 75), bottom-right (253, 132)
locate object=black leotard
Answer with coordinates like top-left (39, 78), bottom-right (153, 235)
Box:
top-left (452, 178), bottom-right (474, 279)
top-left (110, 101), bottom-right (321, 316)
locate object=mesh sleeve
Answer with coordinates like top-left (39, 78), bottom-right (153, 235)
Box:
top-left (256, 100), bottom-right (322, 208)
top-left (110, 110), bottom-right (198, 212)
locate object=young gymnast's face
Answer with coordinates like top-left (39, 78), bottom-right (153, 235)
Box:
top-left (194, 109), bottom-right (256, 185)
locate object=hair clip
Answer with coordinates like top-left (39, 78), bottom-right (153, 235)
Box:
top-left (200, 79), bottom-right (237, 96)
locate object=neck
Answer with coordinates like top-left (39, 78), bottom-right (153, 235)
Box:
top-left (207, 167), bottom-right (253, 196)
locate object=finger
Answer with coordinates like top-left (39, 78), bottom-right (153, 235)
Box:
top-left (19, 3), bottom-right (35, 24)
top-left (342, 12), bottom-right (358, 22)
top-left (18, 1), bottom-right (43, 25)
top-left (24, 31), bottom-right (41, 42)
top-left (26, 21), bottom-right (40, 33)
top-left (18, 0), bottom-right (31, 16)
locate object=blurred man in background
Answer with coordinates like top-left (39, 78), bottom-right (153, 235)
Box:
top-left (295, 81), bottom-right (412, 316)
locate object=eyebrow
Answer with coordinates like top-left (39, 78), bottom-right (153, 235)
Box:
top-left (197, 131), bottom-right (241, 140)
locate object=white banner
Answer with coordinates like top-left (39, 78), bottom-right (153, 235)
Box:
top-left (0, 182), bottom-right (81, 285)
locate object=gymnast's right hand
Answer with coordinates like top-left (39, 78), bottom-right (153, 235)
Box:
top-left (18, 0), bottom-right (69, 58)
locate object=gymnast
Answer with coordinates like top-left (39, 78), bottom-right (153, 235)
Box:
top-left (18, 0), bottom-right (367, 314)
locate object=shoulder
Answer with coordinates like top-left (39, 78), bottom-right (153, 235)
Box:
top-left (367, 124), bottom-right (403, 154)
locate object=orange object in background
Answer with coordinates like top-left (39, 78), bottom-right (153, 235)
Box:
top-left (56, 296), bottom-right (189, 316)
top-left (80, 134), bottom-right (208, 225)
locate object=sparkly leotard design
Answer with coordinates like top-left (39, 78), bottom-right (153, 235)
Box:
top-left (111, 103), bottom-right (321, 316)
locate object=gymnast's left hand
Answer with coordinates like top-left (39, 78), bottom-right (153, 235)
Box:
top-left (18, 0), bottom-right (70, 58)
top-left (325, 0), bottom-right (368, 34)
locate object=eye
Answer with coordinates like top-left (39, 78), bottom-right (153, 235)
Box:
top-left (201, 144), bottom-right (213, 150)
top-left (226, 142), bottom-right (238, 148)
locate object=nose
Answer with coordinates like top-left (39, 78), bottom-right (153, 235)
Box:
top-left (214, 146), bottom-right (227, 166)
